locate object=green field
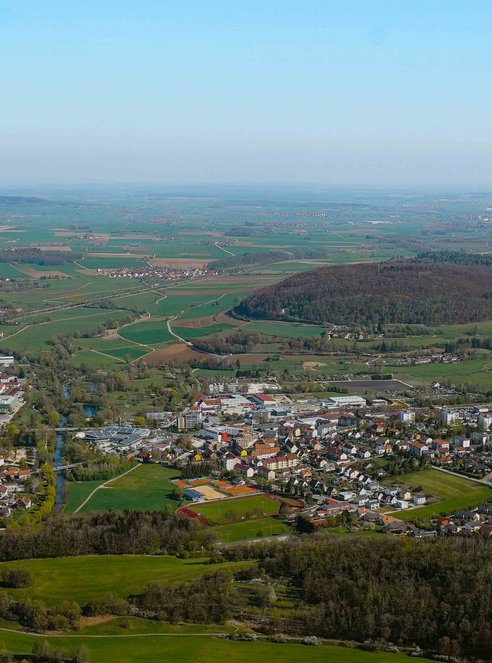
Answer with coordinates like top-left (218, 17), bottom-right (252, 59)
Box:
top-left (99, 345), bottom-right (150, 361)
top-left (118, 319), bottom-right (174, 345)
top-left (173, 323), bottom-right (236, 339)
top-left (0, 632), bottom-right (426, 663)
top-left (387, 468), bottom-right (492, 521)
top-left (188, 495), bottom-right (280, 523)
top-left (70, 464), bottom-right (181, 513)
top-left (244, 320), bottom-right (324, 338)
top-left (0, 555), bottom-right (250, 607)
top-left (64, 480), bottom-right (105, 513)
top-left (213, 517), bottom-right (291, 542)
top-left (396, 355), bottom-right (492, 390)
top-left (0, 309), bottom-right (130, 353)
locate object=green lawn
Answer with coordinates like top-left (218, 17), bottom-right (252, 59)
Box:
top-left (64, 480), bottom-right (105, 513)
top-left (387, 468), bottom-right (492, 521)
top-left (119, 319), bottom-right (174, 345)
top-left (213, 517), bottom-right (291, 542)
top-left (188, 495), bottom-right (280, 523)
top-left (76, 464), bottom-right (181, 513)
top-left (0, 632), bottom-right (430, 663)
top-left (0, 555), bottom-right (250, 607)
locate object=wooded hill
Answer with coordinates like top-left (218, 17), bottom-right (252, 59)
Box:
top-left (235, 255), bottom-right (492, 326)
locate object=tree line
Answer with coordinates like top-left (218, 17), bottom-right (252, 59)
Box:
top-left (0, 248), bottom-right (79, 266)
top-left (0, 511), bottom-right (216, 560)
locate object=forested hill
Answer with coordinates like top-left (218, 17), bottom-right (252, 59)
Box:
top-left (234, 259), bottom-right (492, 326)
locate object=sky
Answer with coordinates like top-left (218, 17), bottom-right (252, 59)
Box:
top-left (1, 0), bottom-right (491, 187)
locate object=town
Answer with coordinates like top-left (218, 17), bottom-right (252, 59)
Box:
top-left (68, 380), bottom-right (492, 540)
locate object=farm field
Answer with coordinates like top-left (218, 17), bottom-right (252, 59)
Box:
top-left (387, 468), bottom-right (492, 521)
top-left (72, 464), bottom-right (181, 513)
top-left (172, 322), bottom-right (236, 339)
top-left (187, 494), bottom-right (280, 523)
top-left (395, 355), bottom-right (492, 390)
top-left (0, 632), bottom-right (427, 663)
top-left (244, 320), bottom-right (324, 338)
top-left (118, 319), bottom-right (174, 346)
top-left (0, 308), bottom-right (131, 353)
top-left (213, 517), bottom-right (292, 542)
top-left (0, 555), bottom-right (251, 607)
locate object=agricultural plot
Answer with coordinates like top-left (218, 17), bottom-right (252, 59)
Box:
top-left (100, 346), bottom-right (150, 361)
top-left (74, 464), bottom-right (181, 513)
top-left (172, 323), bottom-right (235, 339)
top-left (394, 356), bottom-right (492, 391)
top-left (78, 257), bottom-right (148, 269)
top-left (118, 320), bottom-right (174, 346)
top-left (0, 263), bottom-right (30, 279)
top-left (244, 320), bottom-right (324, 338)
top-left (387, 468), bottom-right (492, 521)
top-left (0, 309), bottom-right (130, 353)
top-left (178, 292), bottom-right (248, 321)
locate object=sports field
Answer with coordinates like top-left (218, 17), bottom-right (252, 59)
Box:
top-left (68, 464), bottom-right (181, 513)
top-left (387, 468), bottom-right (492, 521)
top-left (213, 517), bottom-right (291, 542)
top-left (187, 494), bottom-right (280, 523)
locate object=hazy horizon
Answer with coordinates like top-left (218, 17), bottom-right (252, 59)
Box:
top-left (1, 1), bottom-right (491, 187)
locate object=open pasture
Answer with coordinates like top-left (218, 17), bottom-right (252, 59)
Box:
top-left (0, 632), bottom-right (423, 663)
top-left (0, 555), bottom-right (250, 607)
top-left (388, 468), bottom-right (492, 521)
top-left (118, 319), bottom-right (174, 346)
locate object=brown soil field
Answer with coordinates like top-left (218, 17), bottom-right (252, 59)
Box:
top-left (176, 312), bottom-right (245, 328)
top-left (303, 361), bottom-right (326, 370)
top-left (53, 230), bottom-right (110, 240)
top-left (85, 252), bottom-right (149, 258)
top-left (139, 343), bottom-right (204, 364)
top-left (165, 288), bottom-right (233, 296)
top-left (191, 275), bottom-right (277, 286)
top-left (20, 267), bottom-right (71, 278)
top-left (178, 231), bottom-right (224, 237)
top-left (112, 233), bottom-right (161, 240)
top-left (226, 353), bottom-right (268, 365)
top-left (32, 244), bottom-right (73, 252)
top-left (233, 241), bottom-right (293, 249)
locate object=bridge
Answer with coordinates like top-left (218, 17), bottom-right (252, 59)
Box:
top-left (54, 462), bottom-right (87, 472)
top-left (54, 427), bottom-right (81, 433)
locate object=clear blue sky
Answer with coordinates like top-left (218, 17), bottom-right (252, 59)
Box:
top-left (1, 0), bottom-right (491, 186)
